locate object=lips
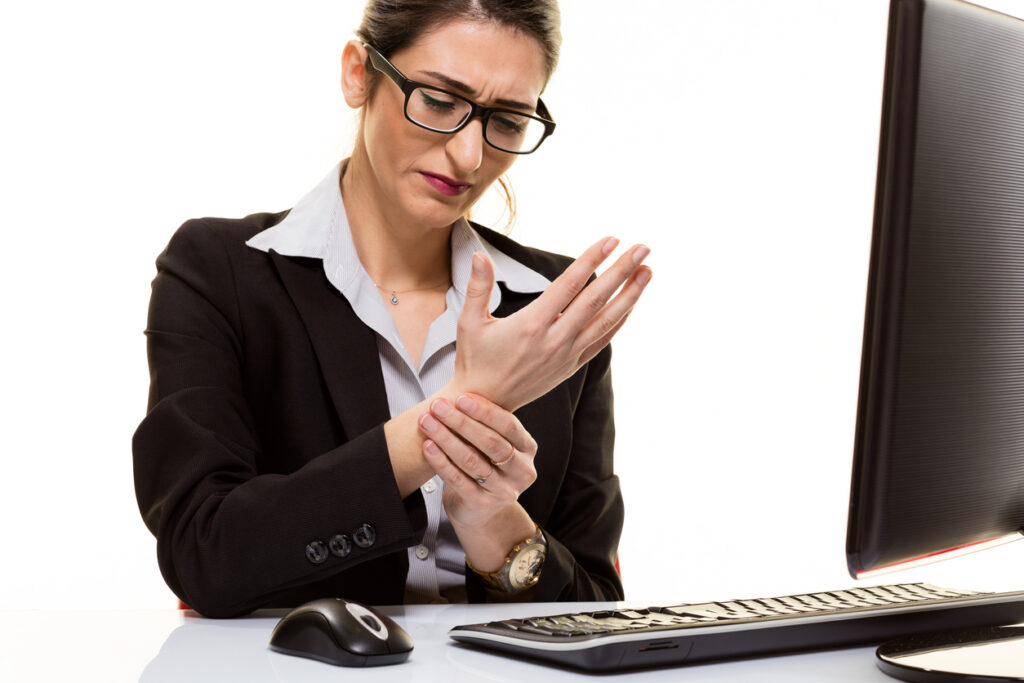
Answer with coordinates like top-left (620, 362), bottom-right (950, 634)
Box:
top-left (419, 171), bottom-right (473, 197)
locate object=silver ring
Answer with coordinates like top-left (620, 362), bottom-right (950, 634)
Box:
top-left (475, 466), bottom-right (494, 485)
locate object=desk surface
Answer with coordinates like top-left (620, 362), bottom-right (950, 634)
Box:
top-left (0, 603), bottom-right (901, 682)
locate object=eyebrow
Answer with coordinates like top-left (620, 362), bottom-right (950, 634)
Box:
top-left (417, 70), bottom-right (536, 111)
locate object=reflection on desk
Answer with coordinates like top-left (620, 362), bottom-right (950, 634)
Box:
top-left (0, 603), bottom-right (895, 682)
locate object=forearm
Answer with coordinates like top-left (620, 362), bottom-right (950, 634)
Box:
top-left (384, 383), bottom-right (466, 498)
top-left (135, 398), bottom-right (427, 617)
top-left (451, 503), bottom-right (537, 573)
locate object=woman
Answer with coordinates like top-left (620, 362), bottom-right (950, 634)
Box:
top-left (133, 0), bottom-right (652, 618)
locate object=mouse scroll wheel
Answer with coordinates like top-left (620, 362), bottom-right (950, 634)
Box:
top-left (360, 614), bottom-right (383, 632)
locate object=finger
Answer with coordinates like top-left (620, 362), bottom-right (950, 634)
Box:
top-left (422, 439), bottom-right (487, 499)
top-left (423, 440), bottom-right (521, 511)
top-left (557, 244), bottom-right (650, 333)
top-left (429, 397), bottom-right (536, 491)
top-left (450, 395), bottom-right (537, 489)
top-left (572, 265), bottom-right (652, 357)
top-left (419, 411), bottom-right (495, 482)
top-left (429, 398), bottom-right (519, 469)
top-left (453, 394), bottom-right (537, 456)
top-left (528, 237), bottom-right (619, 322)
top-left (578, 307), bottom-right (632, 367)
top-left (461, 252), bottom-right (495, 323)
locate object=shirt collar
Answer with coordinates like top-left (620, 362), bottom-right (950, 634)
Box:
top-left (245, 162), bottom-right (551, 308)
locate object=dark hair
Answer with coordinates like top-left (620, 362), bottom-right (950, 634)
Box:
top-left (355, 0), bottom-right (562, 88)
top-left (355, 0), bottom-right (560, 232)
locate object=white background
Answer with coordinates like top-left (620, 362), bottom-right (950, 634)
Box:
top-left (2, 0), bottom-right (1024, 611)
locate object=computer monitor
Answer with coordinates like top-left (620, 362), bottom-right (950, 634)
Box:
top-left (846, 0), bottom-right (1024, 585)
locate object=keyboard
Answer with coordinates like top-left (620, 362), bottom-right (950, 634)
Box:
top-left (448, 583), bottom-right (1024, 672)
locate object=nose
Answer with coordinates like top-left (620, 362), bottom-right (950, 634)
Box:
top-left (445, 118), bottom-right (484, 175)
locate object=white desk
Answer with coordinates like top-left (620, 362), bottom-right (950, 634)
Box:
top-left (0, 603), bottom-right (899, 682)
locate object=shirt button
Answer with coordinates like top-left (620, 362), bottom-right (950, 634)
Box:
top-left (422, 480), bottom-right (437, 494)
top-left (415, 544), bottom-right (430, 560)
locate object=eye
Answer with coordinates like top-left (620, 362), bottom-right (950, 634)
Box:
top-left (491, 114), bottom-right (525, 136)
top-left (419, 90), bottom-right (457, 112)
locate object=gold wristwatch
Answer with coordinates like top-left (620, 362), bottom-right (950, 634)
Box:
top-left (467, 526), bottom-right (547, 592)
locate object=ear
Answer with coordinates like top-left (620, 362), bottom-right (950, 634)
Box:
top-left (341, 39), bottom-right (371, 109)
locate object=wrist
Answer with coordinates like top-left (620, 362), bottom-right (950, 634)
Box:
top-left (431, 381), bottom-right (464, 407)
top-left (453, 504), bottom-right (537, 572)
top-left (386, 388), bottom-right (461, 498)
top-left (466, 524), bottom-right (547, 593)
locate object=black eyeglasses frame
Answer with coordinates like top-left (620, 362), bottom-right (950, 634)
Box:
top-left (362, 43), bottom-right (556, 155)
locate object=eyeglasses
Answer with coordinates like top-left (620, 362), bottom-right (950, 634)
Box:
top-left (363, 43), bottom-right (556, 155)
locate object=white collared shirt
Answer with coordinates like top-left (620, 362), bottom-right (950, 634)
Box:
top-left (246, 162), bottom-right (550, 603)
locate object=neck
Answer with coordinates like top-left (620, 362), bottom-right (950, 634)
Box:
top-left (341, 148), bottom-right (452, 291)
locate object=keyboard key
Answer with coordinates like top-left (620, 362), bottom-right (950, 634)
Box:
top-left (487, 620), bottom-right (520, 631)
top-left (612, 610), bottom-right (650, 620)
top-left (759, 598), bottom-right (802, 614)
top-left (663, 603), bottom-right (734, 620)
top-left (778, 596), bottom-right (819, 612)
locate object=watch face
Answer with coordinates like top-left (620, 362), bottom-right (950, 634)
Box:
top-left (509, 543), bottom-right (545, 590)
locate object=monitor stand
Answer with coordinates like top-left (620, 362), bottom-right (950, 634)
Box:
top-left (877, 624), bottom-right (1024, 681)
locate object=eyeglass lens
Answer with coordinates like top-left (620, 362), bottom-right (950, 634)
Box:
top-left (407, 86), bottom-right (546, 153)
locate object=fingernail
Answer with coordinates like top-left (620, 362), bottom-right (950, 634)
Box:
top-left (472, 252), bottom-right (485, 275)
top-left (430, 399), bottom-right (451, 417)
top-left (602, 237), bottom-right (619, 256)
top-left (419, 414), bottom-right (439, 433)
top-left (456, 395), bottom-right (477, 414)
top-left (636, 268), bottom-right (652, 286)
top-left (423, 439), bottom-right (440, 456)
top-left (633, 245), bottom-right (650, 265)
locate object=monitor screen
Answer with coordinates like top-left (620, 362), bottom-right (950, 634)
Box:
top-left (846, 0), bottom-right (1024, 579)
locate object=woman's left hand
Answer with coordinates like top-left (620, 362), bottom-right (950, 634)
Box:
top-left (417, 393), bottom-right (538, 529)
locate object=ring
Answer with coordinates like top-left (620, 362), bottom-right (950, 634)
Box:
top-left (474, 465), bottom-right (494, 485)
top-left (491, 446), bottom-right (516, 467)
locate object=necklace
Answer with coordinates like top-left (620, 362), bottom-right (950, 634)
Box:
top-left (373, 279), bottom-right (450, 305)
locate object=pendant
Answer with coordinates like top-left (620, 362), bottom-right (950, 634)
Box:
top-left (390, 293), bottom-right (399, 305)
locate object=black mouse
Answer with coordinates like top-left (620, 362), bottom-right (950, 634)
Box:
top-left (269, 597), bottom-right (414, 667)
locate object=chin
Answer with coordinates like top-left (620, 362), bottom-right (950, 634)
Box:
top-left (405, 190), bottom-right (477, 229)
top-left (405, 199), bottom-right (469, 231)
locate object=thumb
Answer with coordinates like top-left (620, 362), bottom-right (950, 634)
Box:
top-left (463, 251), bottom-right (495, 320)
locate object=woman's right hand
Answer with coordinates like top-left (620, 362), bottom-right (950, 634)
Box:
top-left (449, 237), bottom-right (651, 411)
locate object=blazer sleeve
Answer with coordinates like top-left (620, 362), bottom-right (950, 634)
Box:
top-left (534, 344), bottom-right (625, 601)
top-left (132, 219), bottom-right (426, 618)
top-left (466, 344), bottom-right (625, 602)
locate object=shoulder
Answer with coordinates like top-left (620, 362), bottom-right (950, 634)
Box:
top-left (153, 210), bottom-right (295, 308)
top-left (471, 223), bottom-right (573, 282)
top-left (164, 210), bottom-right (291, 258)
top-left (157, 210), bottom-right (293, 284)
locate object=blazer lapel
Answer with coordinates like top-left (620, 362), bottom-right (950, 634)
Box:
top-left (269, 250), bottom-right (391, 439)
top-left (492, 283), bottom-right (532, 318)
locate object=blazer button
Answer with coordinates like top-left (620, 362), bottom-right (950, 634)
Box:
top-left (305, 540), bottom-right (329, 564)
top-left (353, 523), bottom-right (376, 548)
top-left (329, 534), bottom-right (352, 558)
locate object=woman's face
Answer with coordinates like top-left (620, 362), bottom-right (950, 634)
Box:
top-left (353, 20), bottom-right (548, 230)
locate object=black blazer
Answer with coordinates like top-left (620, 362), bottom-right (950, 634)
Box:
top-left (132, 211), bottom-right (624, 617)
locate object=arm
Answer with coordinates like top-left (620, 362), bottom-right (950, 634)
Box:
top-left (412, 240), bottom-right (644, 600)
top-left (134, 219), bottom-right (439, 616)
top-left (528, 343), bottom-right (623, 601)
top-left (420, 345), bottom-right (624, 602)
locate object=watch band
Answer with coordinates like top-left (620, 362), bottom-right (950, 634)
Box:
top-left (467, 526), bottom-right (547, 593)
